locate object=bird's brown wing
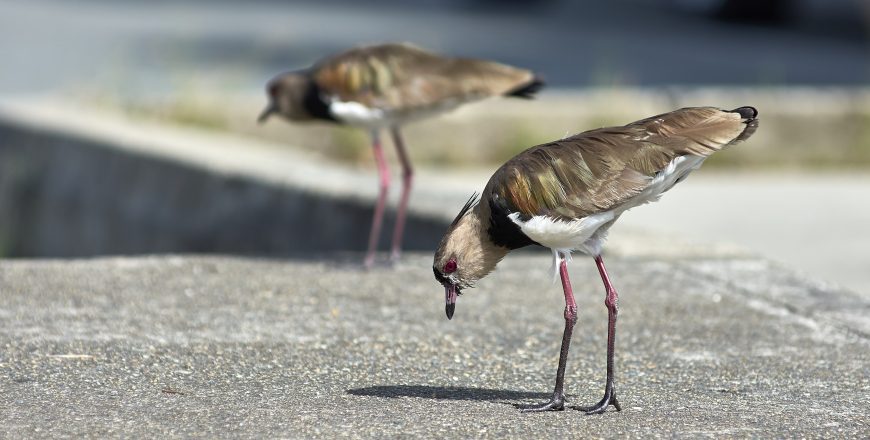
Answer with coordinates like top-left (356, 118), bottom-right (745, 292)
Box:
top-left (310, 43), bottom-right (537, 111)
top-left (485, 107), bottom-right (758, 221)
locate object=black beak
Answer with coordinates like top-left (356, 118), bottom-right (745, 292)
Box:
top-left (257, 103), bottom-right (276, 124)
top-left (445, 283), bottom-right (458, 320)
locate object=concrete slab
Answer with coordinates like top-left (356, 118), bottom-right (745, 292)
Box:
top-left (0, 98), bottom-right (748, 261)
top-left (1, 254), bottom-right (867, 438)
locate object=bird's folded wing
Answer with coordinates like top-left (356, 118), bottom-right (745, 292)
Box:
top-left (486, 107), bottom-right (756, 221)
top-left (311, 43), bottom-right (535, 111)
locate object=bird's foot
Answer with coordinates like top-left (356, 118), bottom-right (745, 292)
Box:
top-left (389, 249), bottom-right (402, 264)
top-left (574, 392), bottom-right (620, 415)
top-left (363, 255), bottom-right (376, 269)
top-left (519, 393), bottom-right (566, 412)
top-left (363, 254), bottom-right (400, 269)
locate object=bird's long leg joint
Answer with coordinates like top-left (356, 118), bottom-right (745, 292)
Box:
top-left (522, 253), bottom-right (576, 413)
top-left (576, 254), bottom-right (622, 414)
top-left (364, 131), bottom-right (390, 268)
top-left (389, 126), bottom-right (413, 262)
top-left (564, 305), bottom-right (577, 322)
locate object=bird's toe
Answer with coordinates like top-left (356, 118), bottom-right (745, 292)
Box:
top-left (519, 394), bottom-right (566, 412)
top-left (574, 394), bottom-right (621, 414)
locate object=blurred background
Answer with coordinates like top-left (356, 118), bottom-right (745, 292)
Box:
top-left (0, 0), bottom-right (868, 291)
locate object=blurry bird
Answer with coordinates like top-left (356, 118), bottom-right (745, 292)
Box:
top-left (259, 43), bottom-right (543, 267)
top-left (433, 106), bottom-right (758, 413)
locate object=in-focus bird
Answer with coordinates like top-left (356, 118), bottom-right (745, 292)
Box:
top-left (433, 106), bottom-right (759, 413)
top-left (259, 43), bottom-right (543, 267)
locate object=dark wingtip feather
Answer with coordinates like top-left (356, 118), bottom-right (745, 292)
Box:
top-left (506, 75), bottom-right (545, 99)
top-left (730, 106), bottom-right (758, 121)
top-left (729, 106), bottom-right (759, 143)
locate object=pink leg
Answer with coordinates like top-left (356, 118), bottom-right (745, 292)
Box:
top-left (389, 127), bottom-right (413, 262)
top-left (364, 131), bottom-right (390, 268)
top-left (522, 252), bottom-right (578, 412)
top-left (578, 254), bottom-right (622, 414)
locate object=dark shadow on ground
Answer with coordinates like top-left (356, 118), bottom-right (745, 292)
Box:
top-left (347, 384), bottom-right (548, 404)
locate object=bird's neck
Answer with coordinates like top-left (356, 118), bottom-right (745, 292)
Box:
top-left (455, 207), bottom-right (511, 281)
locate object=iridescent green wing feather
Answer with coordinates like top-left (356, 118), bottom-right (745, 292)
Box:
top-left (485, 107), bottom-right (757, 221)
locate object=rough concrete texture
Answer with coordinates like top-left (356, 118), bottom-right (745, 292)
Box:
top-left (1, 254), bottom-right (867, 438)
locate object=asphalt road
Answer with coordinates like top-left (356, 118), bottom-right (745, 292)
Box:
top-left (1, 254), bottom-right (867, 438)
top-left (0, 0), bottom-right (866, 99)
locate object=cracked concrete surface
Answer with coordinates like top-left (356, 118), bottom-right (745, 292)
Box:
top-left (1, 254), bottom-right (867, 438)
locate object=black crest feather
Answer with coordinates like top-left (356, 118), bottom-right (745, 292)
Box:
top-left (450, 192), bottom-right (480, 228)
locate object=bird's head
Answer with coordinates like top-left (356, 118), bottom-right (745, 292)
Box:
top-left (258, 72), bottom-right (312, 123)
top-left (433, 194), bottom-right (508, 320)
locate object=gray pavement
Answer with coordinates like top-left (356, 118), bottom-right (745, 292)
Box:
top-left (1, 254), bottom-right (868, 438)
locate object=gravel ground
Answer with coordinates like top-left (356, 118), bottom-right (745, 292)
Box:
top-left (1, 254), bottom-right (867, 438)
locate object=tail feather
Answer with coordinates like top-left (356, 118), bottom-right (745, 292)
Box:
top-left (728, 106), bottom-right (759, 144)
top-left (730, 106), bottom-right (758, 120)
top-left (505, 76), bottom-right (545, 99)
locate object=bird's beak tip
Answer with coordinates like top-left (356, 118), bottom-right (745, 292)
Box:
top-left (257, 105), bottom-right (275, 124)
top-left (444, 284), bottom-right (458, 320)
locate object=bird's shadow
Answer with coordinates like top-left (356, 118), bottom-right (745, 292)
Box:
top-left (346, 384), bottom-right (549, 409)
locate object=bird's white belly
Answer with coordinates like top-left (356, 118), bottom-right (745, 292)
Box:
top-left (508, 210), bottom-right (616, 255)
top-left (329, 101), bottom-right (388, 127)
top-left (329, 98), bottom-right (467, 128)
top-left (509, 155), bottom-right (706, 256)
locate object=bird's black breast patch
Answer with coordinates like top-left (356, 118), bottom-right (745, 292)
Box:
top-left (487, 194), bottom-right (538, 250)
top-left (304, 82), bottom-right (337, 122)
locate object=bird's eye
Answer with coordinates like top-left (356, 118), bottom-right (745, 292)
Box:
top-left (444, 259), bottom-right (457, 274)
top-left (268, 83), bottom-right (279, 98)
